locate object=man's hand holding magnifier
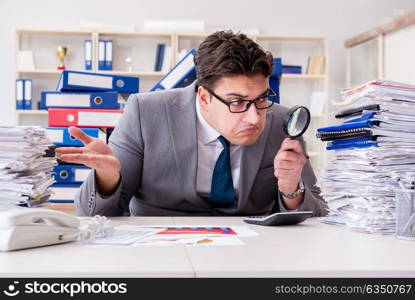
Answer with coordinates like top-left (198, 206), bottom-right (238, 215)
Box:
top-left (274, 106), bottom-right (311, 210)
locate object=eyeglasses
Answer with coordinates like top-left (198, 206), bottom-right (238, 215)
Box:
top-left (203, 86), bottom-right (277, 113)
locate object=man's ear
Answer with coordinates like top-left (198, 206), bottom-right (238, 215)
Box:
top-left (197, 86), bottom-right (210, 112)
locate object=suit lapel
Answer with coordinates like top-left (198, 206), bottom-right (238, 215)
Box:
top-left (165, 83), bottom-right (209, 208)
top-left (238, 112), bottom-right (273, 210)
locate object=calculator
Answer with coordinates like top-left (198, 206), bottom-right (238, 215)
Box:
top-left (243, 211), bottom-right (313, 226)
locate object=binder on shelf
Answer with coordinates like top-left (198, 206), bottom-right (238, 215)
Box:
top-left (83, 40), bottom-right (92, 71)
top-left (53, 164), bottom-right (91, 184)
top-left (45, 127), bottom-right (103, 146)
top-left (48, 108), bottom-right (123, 128)
top-left (84, 40), bottom-right (92, 70)
top-left (307, 56), bottom-right (325, 75)
top-left (154, 43), bottom-right (166, 72)
top-left (159, 44), bottom-right (166, 71)
top-left (282, 65), bottom-right (302, 74)
top-left (40, 91), bottom-right (119, 109)
top-left (154, 44), bottom-right (160, 71)
top-left (15, 79), bottom-right (24, 110)
top-left (150, 49), bottom-right (196, 91)
top-left (161, 46), bottom-right (173, 73)
top-left (98, 40), bottom-right (106, 71)
top-left (105, 40), bottom-right (113, 71)
top-left (23, 79), bottom-right (32, 110)
top-left (49, 183), bottom-right (82, 203)
top-left (269, 58), bottom-right (282, 103)
top-left (270, 58), bottom-right (282, 80)
top-left (57, 70), bottom-right (139, 94)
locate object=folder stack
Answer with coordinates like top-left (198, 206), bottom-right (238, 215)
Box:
top-left (282, 64), bottom-right (302, 74)
top-left (42, 70), bottom-right (139, 212)
top-left (316, 79), bottom-right (415, 234)
top-left (0, 126), bottom-right (57, 210)
top-left (44, 127), bottom-right (105, 213)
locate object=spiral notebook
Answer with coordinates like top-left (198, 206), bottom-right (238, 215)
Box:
top-left (317, 128), bottom-right (372, 141)
top-left (316, 114), bottom-right (375, 142)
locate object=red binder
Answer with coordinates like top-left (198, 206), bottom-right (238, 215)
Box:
top-left (48, 108), bottom-right (123, 128)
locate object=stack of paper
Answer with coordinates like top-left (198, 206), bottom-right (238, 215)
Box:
top-left (316, 80), bottom-right (415, 234)
top-left (0, 126), bottom-right (57, 210)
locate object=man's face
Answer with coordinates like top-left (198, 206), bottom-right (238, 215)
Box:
top-left (198, 74), bottom-right (269, 146)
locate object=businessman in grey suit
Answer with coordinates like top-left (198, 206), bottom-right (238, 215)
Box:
top-left (57, 31), bottom-right (327, 217)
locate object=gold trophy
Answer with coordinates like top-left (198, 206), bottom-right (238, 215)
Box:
top-left (56, 45), bottom-right (68, 70)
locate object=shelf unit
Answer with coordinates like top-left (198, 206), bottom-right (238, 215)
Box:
top-left (14, 29), bottom-right (175, 125)
top-left (14, 29), bottom-right (328, 171)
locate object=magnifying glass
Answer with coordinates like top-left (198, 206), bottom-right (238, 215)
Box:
top-left (283, 105), bottom-right (311, 139)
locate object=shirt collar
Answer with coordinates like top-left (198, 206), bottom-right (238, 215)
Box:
top-left (196, 95), bottom-right (221, 145)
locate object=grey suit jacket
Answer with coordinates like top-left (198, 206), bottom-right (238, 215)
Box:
top-left (76, 82), bottom-right (327, 217)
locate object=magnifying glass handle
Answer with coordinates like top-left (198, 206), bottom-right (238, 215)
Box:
top-left (286, 149), bottom-right (309, 159)
top-left (286, 138), bottom-right (310, 159)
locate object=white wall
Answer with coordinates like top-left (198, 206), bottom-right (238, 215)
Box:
top-left (384, 23), bottom-right (415, 84)
top-left (1, 0), bottom-right (415, 125)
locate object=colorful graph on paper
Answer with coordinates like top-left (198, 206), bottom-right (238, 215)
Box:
top-left (156, 227), bottom-right (237, 235)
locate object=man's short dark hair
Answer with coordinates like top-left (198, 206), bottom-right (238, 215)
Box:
top-left (194, 30), bottom-right (274, 89)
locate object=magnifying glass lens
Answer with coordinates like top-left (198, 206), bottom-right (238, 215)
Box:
top-left (283, 106), bottom-right (311, 138)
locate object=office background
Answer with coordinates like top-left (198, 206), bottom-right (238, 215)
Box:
top-left (1, 1), bottom-right (415, 280)
top-left (1, 0), bottom-right (415, 127)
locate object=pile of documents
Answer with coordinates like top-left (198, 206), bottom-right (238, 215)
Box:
top-left (0, 126), bottom-right (57, 210)
top-left (316, 79), bottom-right (415, 234)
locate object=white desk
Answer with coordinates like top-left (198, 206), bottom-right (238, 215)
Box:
top-left (1, 217), bottom-right (414, 277)
top-left (0, 217), bottom-right (194, 278)
top-left (181, 217), bottom-right (415, 277)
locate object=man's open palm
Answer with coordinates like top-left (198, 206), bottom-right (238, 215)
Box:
top-left (55, 127), bottom-right (121, 195)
